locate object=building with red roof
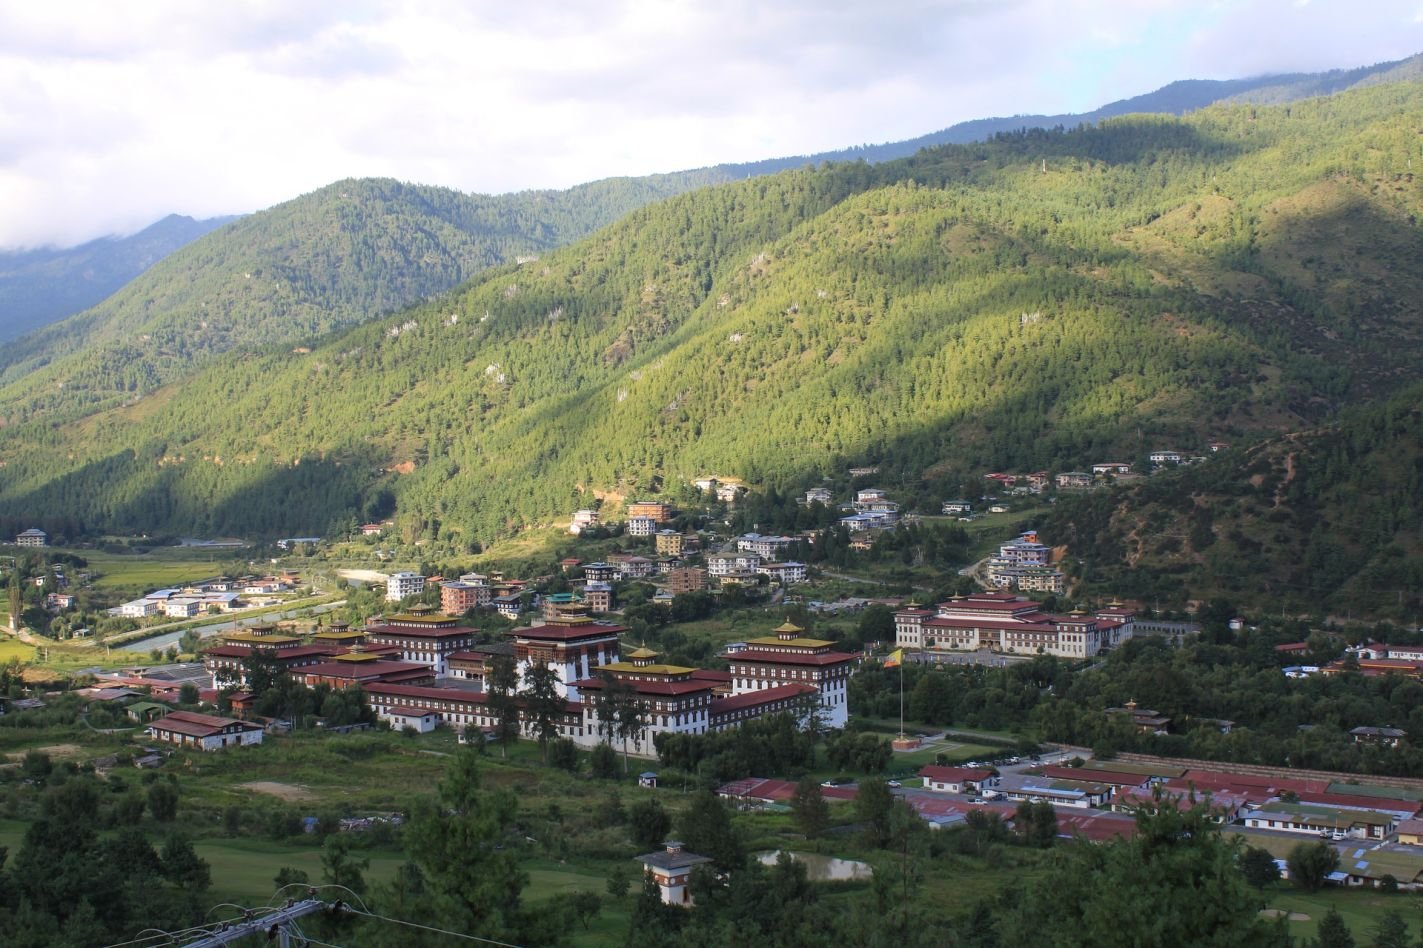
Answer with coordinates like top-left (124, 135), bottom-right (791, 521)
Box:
top-left (146, 710), bottom-right (264, 751)
top-left (920, 765), bottom-right (1000, 794)
top-left (894, 592), bottom-right (1129, 660)
top-left (723, 620), bottom-right (855, 728)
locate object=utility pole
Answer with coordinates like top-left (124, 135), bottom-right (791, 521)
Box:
top-left (178, 899), bottom-right (331, 947)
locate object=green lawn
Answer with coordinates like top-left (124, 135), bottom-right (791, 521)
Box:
top-left (1260, 884), bottom-right (1418, 942)
top-left (80, 548), bottom-right (247, 594)
top-left (197, 836), bottom-right (406, 905)
top-left (0, 638), bottom-right (36, 663)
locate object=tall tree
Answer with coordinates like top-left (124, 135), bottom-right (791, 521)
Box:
top-left (1286, 841), bottom-right (1339, 893)
top-left (520, 662), bottom-right (564, 764)
top-left (403, 749), bottom-right (528, 939)
top-left (999, 800), bottom-right (1292, 947)
top-left (486, 654), bottom-right (519, 758)
top-left (790, 776), bottom-right (830, 840)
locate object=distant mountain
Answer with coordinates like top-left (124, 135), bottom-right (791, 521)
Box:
top-left (4, 81), bottom-right (1423, 563)
top-left (705, 53), bottom-right (1423, 177)
top-left (0, 214), bottom-right (233, 343)
top-left (0, 172), bottom-right (739, 424)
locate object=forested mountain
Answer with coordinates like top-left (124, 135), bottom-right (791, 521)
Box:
top-left (3, 82), bottom-right (1423, 557)
top-left (7, 52), bottom-right (1420, 430)
top-left (0, 172), bottom-right (738, 424)
top-left (0, 214), bottom-right (232, 343)
top-left (1046, 381), bottom-right (1423, 621)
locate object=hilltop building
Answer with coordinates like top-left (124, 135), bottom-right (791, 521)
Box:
top-left (894, 592), bottom-right (1133, 660)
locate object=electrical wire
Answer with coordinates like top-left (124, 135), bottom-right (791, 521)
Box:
top-left (340, 905), bottom-right (525, 947)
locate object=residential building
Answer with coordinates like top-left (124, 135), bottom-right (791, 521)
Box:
top-left (1149, 450), bottom-right (1183, 466)
top-left (692, 477), bottom-right (720, 492)
top-left (715, 484), bottom-right (745, 504)
top-left (440, 580), bottom-right (491, 615)
top-left (707, 552), bottom-right (762, 577)
top-left (14, 528), bottom-right (47, 547)
top-left (491, 594), bottom-right (523, 620)
top-left (361, 522), bottom-right (384, 536)
top-left (382, 706), bottom-right (440, 732)
top-left (941, 501), bottom-right (972, 515)
top-left (116, 599), bottom-right (160, 619)
top-left (613, 555), bottom-right (655, 579)
top-left (736, 533), bottom-right (795, 560)
top-left (627, 501), bottom-right (674, 523)
top-left (146, 710), bottom-right (264, 751)
top-left (755, 561), bottom-right (807, 585)
top-left (803, 488), bottom-right (834, 505)
top-left (385, 571), bottom-right (425, 602)
top-left (1055, 471), bottom-right (1093, 489)
top-left (668, 568), bottom-right (708, 595)
top-left (636, 842), bottom-right (712, 907)
top-left (655, 531), bottom-right (685, 556)
top-left (627, 516), bottom-right (657, 537)
top-left (1091, 462), bottom-right (1132, 476)
top-left (856, 489), bottom-right (887, 503)
top-left (1351, 726), bottom-right (1407, 748)
top-left (583, 581), bottom-right (614, 613)
top-left (161, 598), bottom-right (203, 619)
top-left (582, 562), bottom-right (621, 583)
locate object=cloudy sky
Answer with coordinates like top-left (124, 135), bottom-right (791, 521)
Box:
top-left (2, 0), bottom-right (1420, 248)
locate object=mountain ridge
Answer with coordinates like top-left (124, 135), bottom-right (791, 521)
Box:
top-left (3, 82), bottom-right (1422, 564)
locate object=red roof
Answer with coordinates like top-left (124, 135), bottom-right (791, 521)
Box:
top-left (512, 623), bottom-right (627, 642)
top-left (368, 624), bottom-right (476, 640)
top-left (691, 669), bottom-right (732, 683)
top-left (572, 676), bottom-right (716, 697)
top-left (726, 648), bottom-right (855, 667)
top-left (363, 682), bottom-right (582, 715)
top-left (710, 683), bottom-right (816, 714)
top-left (296, 661), bottom-right (431, 682)
top-left (1037, 765), bottom-right (1147, 787)
top-left (149, 709), bottom-right (261, 738)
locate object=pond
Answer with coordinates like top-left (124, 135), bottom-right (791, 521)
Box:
top-left (755, 850), bottom-right (873, 882)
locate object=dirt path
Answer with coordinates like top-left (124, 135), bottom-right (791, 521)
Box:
top-left (241, 780), bottom-right (314, 801)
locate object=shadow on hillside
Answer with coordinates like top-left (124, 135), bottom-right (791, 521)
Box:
top-left (0, 444), bottom-right (386, 541)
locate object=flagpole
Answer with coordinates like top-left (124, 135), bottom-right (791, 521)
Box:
top-left (899, 658), bottom-right (904, 739)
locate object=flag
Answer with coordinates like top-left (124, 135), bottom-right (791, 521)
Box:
top-left (884, 649), bottom-right (903, 668)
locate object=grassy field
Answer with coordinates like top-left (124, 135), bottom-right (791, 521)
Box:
top-left (76, 547), bottom-right (250, 594)
top-left (0, 638), bottom-right (36, 663)
top-left (1260, 884), bottom-right (1418, 942)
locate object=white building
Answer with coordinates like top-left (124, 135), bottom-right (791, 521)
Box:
top-left (14, 529), bottom-right (47, 548)
top-left (706, 552), bottom-right (762, 577)
top-left (755, 561), bottom-right (807, 585)
top-left (627, 516), bottom-right (657, 537)
top-left (570, 509), bottom-right (600, 535)
top-left (386, 571), bottom-right (426, 602)
top-left (736, 533), bottom-right (796, 560)
top-left (115, 599), bottom-right (160, 619)
top-left (146, 711), bottom-right (264, 751)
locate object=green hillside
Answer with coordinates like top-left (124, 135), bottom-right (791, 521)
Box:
top-left (0, 172), bottom-right (737, 425)
top-left (3, 82), bottom-right (1423, 552)
top-left (1046, 380), bottom-right (1423, 620)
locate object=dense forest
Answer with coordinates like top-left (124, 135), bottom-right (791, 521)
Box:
top-left (1047, 380), bottom-right (1423, 618)
top-left (0, 171), bottom-right (745, 424)
top-left (3, 82), bottom-right (1423, 570)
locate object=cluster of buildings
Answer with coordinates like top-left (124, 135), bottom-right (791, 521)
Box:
top-left (110, 574), bottom-right (301, 619)
top-left (188, 602), bottom-right (857, 756)
top-left (894, 591), bottom-right (1134, 660)
top-left (983, 530), bottom-right (1067, 595)
top-left (363, 613), bottom-right (855, 750)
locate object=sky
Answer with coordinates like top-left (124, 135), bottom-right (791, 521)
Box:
top-left (2, 0), bottom-right (1421, 249)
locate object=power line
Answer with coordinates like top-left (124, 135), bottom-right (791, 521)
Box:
top-left (341, 906), bottom-right (525, 947)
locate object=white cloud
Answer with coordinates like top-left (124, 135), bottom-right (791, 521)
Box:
top-left (0, 0), bottom-right (1419, 247)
